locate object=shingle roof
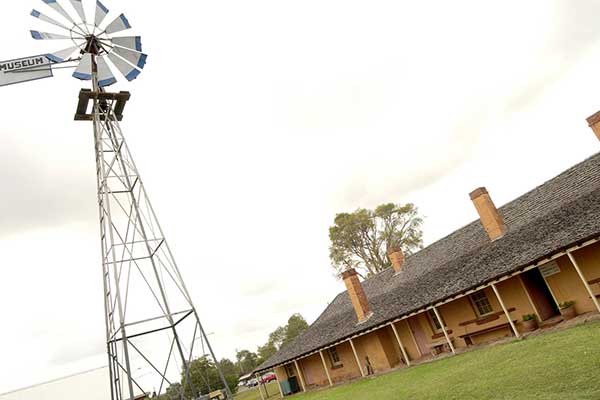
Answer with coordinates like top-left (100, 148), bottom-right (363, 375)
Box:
top-left (256, 151), bottom-right (600, 372)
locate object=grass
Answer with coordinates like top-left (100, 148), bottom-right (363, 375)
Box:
top-left (235, 382), bottom-right (280, 400)
top-left (235, 321), bottom-right (600, 400)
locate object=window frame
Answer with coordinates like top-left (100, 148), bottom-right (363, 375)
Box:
top-left (328, 346), bottom-right (343, 368)
top-left (426, 309), bottom-right (445, 333)
top-left (469, 290), bottom-right (494, 317)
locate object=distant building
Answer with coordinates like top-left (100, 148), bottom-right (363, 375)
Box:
top-left (254, 113), bottom-right (600, 393)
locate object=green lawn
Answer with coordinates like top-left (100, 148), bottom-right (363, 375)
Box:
top-left (236, 321), bottom-right (600, 400)
top-left (235, 382), bottom-right (280, 400)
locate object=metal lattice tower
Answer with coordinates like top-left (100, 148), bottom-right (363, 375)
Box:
top-left (91, 75), bottom-right (231, 400)
top-left (1, 1), bottom-right (233, 399)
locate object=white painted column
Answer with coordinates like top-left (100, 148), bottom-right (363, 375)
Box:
top-left (294, 360), bottom-right (306, 392)
top-left (256, 373), bottom-right (265, 400)
top-left (389, 322), bottom-right (411, 367)
top-left (319, 350), bottom-right (333, 386)
top-left (432, 306), bottom-right (455, 354)
top-left (568, 251), bottom-right (600, 313)
top-left (348, 338), bottom-right (365, 377)
top-left (405, 319), bottom-right (422, 358)
top-left (273, 370), bottom-right (284, 398)
top-left (491, 283), bottom-right (520, 338)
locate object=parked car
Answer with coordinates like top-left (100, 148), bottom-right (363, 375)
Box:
top-left (260, 373), bottom-right (277, 384)
top-left (246, 378), bottom-right (258, 387)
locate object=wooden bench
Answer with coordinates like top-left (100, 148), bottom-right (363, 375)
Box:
top-left (427, 337), bottom-right (455, 356)
top-left (588, 277), bottom-right (600, 285)
top-left (459, 321), bottom-right (517, 346)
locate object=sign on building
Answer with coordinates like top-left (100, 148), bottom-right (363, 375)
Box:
top-left (539, 260), bottom-right (561, 278)
top-left (0, 55), bottom-right (53, 87)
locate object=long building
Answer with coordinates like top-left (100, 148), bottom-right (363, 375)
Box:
top-left (253, 113), bottom-right (600, 395)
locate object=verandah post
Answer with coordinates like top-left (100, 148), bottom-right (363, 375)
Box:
top-left (273, 369), bottom-right (284, 398)
top-left (432, 306), bottom-right (455, 354)
top-left (319, 350), bottom-right (333, 386)
top-left (256, 373), bottom-right (265, 400)
top-left (294, 360), bottom-right (307, 392)
top-left (349, 338), bottom-right (366, 377)
top-left (389, 322), bottom-right (411, 367)
top-left (491, 283), bottom-right (520, 338)
top-left (567, 251), bottom-right (600, 313)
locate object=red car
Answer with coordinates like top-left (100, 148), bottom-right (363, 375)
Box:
top-left (260, 373), bottom-right (277, 384)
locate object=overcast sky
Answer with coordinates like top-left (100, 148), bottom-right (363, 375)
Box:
top-left (2, 0), bottom-right (600, 398)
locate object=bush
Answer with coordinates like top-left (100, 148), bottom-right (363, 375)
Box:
top-left (559, 300), bottom-right (576, 309)
top-left (522, 314), bottom-right (537, 322)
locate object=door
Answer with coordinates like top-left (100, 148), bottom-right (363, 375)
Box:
top-left (407, 316), bottom-right (429, 357)
top-left (522, 269), bottom-right (560, 321)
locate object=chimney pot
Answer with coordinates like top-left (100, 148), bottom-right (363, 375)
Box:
top-left (387, 247), bottom-right (405, 273)
top-left (587, 111), bottom-right (600, 142)
top-left (341, 268), bottom-right (371, 322)
top-left (469, 187), bottom-right (506, 241)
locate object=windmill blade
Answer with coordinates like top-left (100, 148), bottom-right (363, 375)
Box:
top-left (104, 14), bottom-right (131, 34)
top-left (113, 47), bottom-right (147, 70)
top-left (30, 30), bottom-right (71, 40)
top-left (107, 53), bottom-right (141, 81)
top-left (97, 56), bottom-right (117, 87)
top-left (73, 53), bottom-right (92, 80)
top-left (111, 36), bottom-right (142, 52)
top-left (69, 0), bottom-right (86, 24)
top-left (42, 0), bottom-right (78, 25)
top-left (31, 9), bottom-right (71, 32)
top-left (45, 45), bottom-right (80, 63)
top-left (95, 0), bottom-right (109, 27)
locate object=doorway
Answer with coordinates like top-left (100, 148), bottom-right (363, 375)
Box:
top-left (407, 316), bottom-right (429, 357)
top-left (521, 268), bottom-right (560, 321)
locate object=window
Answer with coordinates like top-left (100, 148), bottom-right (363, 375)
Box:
top-left (328, 346), bottom-right (343, 368)
top-left (285, 364), bottom-right (296, 377)
top-left (470, 290), bottom-right (493, 316)
top-left (427, 309), bottom-right (445, 332)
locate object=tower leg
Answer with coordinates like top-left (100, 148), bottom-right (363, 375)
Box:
top-left (87, 80), bottom-right (232, 398)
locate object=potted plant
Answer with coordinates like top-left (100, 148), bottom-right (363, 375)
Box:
top-left (559, 300), bottom-right (577, 320)
top-left (522, 314), bottom-right (538, 332)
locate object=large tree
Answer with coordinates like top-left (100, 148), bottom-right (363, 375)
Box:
top-left (257, 341), bottom-right (277, 364)
top-left (281, 314), bottom-right (309, 348)
top-left (329, 203), bottom-right (423, 278)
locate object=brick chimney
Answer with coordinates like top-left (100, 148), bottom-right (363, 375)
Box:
top-left (469, 187), bottom-right (506, 241)
top-left (586, 111), bottom-right (600, 141)
top-left (341, 269), bottom-right (372, 322)
top-left (387, 247), bottom-right (405, 273)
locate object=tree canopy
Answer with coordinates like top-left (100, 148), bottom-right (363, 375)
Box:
top-left (236, 313), bottom-right (309, 373)
top-left (236, 349), bottom-right (260, 375)
top-left (329, 203), bottom-right (423, 278)
top-left (155, 313), bottom-right (309, 399)
top-left (180, 356), bottom-right (239, 398)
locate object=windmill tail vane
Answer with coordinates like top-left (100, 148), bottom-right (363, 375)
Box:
top-left (0, 1), bottom-right (234, 399)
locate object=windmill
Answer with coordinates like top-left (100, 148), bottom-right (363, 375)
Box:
top-left (2, 1), bottom-right (233, 399)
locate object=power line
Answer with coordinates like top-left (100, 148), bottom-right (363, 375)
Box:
top-left (0, 366), bottom-right (107, 397)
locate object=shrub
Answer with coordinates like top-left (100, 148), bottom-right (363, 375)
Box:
top-left (522, 314), bottom-right (537, 322)
top-left (559, 300), bottom-right (576, 309)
